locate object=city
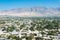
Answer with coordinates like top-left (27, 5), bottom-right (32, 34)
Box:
top-left (0, 17), bottom-right (60, 40)
top-left (0, 0), bottom-right (60, 40)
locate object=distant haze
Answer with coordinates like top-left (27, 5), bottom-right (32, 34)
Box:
top-left (0, 7), bottom-right (60, 17)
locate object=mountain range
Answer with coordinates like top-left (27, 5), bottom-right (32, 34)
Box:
top-left (0, 7), bottom-right (60, 17)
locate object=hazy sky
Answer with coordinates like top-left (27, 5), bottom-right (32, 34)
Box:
top-left (0, 0), bottom-right (60, 10)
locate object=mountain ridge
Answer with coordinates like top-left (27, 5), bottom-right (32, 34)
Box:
top-left (0, 7), bottom-right (60, 17)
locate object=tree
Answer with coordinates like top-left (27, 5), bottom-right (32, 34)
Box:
top-left (35, 37), bottom-right (43, 40)
top-left (6, 25), bottom-right (16, 32)
top-left (41, 32), bottom-right (46, 37)
top-left (47, 31), bottom-right (56, 35)
top-left (26, 34), bottom-right (34, 40)
top-left (20, 23), bottom-right (26, 29)
top-left (36, 26), bottom-right (43, 31)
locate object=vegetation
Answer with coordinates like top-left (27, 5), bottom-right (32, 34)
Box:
top-left (0, 17), bottom-right (60, 40)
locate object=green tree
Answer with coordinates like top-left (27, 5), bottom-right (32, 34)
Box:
top-left (26, 34), bottom-right (34, 40)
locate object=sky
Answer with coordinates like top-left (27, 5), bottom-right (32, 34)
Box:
top-left (0, 0), bottom-right (60, 10)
